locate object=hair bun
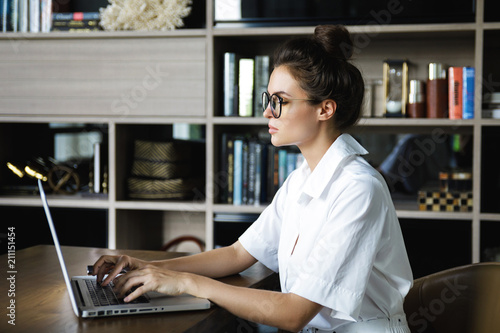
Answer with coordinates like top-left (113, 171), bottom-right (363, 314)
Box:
top-left (313, 25), bottom-right (354, 61)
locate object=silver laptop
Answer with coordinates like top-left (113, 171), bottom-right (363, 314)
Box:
top-left (38, 179), bottom-right (211, 318)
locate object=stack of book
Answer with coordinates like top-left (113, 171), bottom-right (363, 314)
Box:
top-left (219, 133), bottom-right (304, 206)
top-left (223, 52), bottom-right (270, 117)
top-left (482, 92), bottom-right (500, 119)
top-left (51, 12), bottom-right (101, 32)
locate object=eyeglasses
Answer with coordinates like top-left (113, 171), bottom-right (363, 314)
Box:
top-left (261, 92), bottom-right (315, 119)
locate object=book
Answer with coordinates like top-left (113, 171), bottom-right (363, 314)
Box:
top-left (462, 67), bottom-right (475, 119)
top-left (278, 149), bottom-right (287, 187)
top-left (11, 0), bottom-right (18, 32)
top-left (19, 0), bottom-right (27, 32)
top-left (247, 139), bottom-right (257, 205)
top-left (241, 139), bottom-right (249, 204)
top-left (448, 67), bottom-right (463, 119)
top-left (51, 12), bottom-right (101, 31)
top-left (219, 133), bottom-right (229, 203)
top-left (253, 55), bottom-right (270, 117)
top-left (226, 136), bottom-right (234, 204)
top-left (238, 58), bottom-right (254, 117)
top-left (1, 0), bottom-right (10, 32)
top-left (233, 138), bottom-right (243, 205)
top-left (28, 0), bottom-right (39, 32)
top-left (40, 0), bottom-right (51, 32)
top-left (253, 141), bottom-right (263, 205)
top-left (223, 52), bottom-right (239, 116)
top-left (52, 12), bottom-right (100, 20)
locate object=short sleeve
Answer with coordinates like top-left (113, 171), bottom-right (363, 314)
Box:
top-left (288, 176), bottom-right (388, 319)
top-left (239, 184), bottom-right (288, 273)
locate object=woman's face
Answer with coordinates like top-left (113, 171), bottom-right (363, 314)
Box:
top-left (265, 66), bottom-right (322, 149)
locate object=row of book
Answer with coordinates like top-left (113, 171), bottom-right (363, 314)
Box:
top-left (219, 133), bottom-right (304, 205)
top-left (448, 66), bottom-right (475, 119)
top-left (1, 0), bottom-right (101, 33)
top-left (1, 0), bottom-right (52, 32)
top-left (223, 52), bottom-right (270, 117)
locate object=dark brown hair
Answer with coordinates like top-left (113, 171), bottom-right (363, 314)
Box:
top-left (273, 25), bottom-right (364, 132)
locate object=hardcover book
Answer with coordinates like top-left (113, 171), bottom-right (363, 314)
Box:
top-left (462, 67), bottom-right (475, 119)
top-left (238, 58), bottom-right (255, 117)
top-left (448, 67), bottom-right (463, 119)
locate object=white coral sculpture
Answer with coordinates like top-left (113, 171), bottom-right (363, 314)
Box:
top-left (100, 0), bottom-right (192, 31)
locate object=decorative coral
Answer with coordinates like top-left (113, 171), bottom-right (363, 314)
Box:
top-left (99, 0), bottom-right (192, 31)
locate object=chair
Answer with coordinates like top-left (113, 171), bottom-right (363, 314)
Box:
top-left (161, 235), bottom-right (205, 253)
top-left (404, 262), bottom-right (500, 333)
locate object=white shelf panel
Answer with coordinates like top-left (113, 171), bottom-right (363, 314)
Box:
top-left (0, 195), bottom-right (109, 209)
top-left (213, 204), bottom-right (266, 214)
top-left (0, 29), bottom-right (208, 40)
top-left (480, 213), bottom-right (500, 221)
top-left (213, 23), bottom-right (477, 37)
top-left (115, 200), bottom-right (207, 212)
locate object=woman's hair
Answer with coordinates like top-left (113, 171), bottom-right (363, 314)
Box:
top-left (273, 25), bottom-right (364, 132)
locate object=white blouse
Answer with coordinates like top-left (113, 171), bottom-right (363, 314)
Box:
top-left (239, 134), bottom-right (413, 330)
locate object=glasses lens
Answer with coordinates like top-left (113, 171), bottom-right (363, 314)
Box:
top-left (271, 95), bottom-right (280, 118)
top-left (262, 92), bottom-right (269, 112)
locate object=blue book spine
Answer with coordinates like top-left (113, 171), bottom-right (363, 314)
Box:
top-left (278, 149), bottom-right (287, 187)
top-left (233, 139), bottom-right (243, 205)
top-left (462, 67), bottom-right (475, 120)
top-left (286, 153), bottom-right (297, 178)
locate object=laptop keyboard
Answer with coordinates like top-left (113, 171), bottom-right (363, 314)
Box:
top-left (85, 280), bottom-right (149, 306)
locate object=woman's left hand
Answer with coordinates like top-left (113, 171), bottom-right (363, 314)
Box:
top-left (112, 264), bottom-right (190, 302)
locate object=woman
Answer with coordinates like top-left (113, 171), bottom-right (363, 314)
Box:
top-left (93, 25), bottom-right (413, 333)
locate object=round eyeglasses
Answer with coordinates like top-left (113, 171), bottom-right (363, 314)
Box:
top-left (261, 92), bottom-right (315, 119)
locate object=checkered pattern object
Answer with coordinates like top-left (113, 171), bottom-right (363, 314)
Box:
top-left (418, 191), bottom-right (473, 212)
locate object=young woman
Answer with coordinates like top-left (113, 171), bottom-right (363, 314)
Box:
top-left (93, 25), bottom-right (413, 333)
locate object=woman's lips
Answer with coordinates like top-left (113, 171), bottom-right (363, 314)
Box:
top-left (268, 124), bottom-right (278, 134)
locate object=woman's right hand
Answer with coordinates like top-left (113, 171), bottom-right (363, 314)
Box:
top-left (91, 255), bottom-right (148, 287)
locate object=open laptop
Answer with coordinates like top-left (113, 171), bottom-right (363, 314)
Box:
top-left (37, 179), bottom-right (211, 318)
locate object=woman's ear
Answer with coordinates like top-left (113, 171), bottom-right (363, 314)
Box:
top-left (318, 99), bottom-right (336, 121)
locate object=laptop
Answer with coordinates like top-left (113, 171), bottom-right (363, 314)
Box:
top-left (37, 179), bottom-right (211, 318)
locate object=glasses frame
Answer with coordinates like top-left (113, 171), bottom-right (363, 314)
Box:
top-left (261, 92), bottom-right (315, 119)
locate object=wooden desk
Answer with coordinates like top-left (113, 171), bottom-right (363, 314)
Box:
top-left (1, 245), bottom-right (277, 333)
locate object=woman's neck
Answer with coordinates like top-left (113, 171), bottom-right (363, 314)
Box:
top-left (299, 131), bottom-right (341, 172)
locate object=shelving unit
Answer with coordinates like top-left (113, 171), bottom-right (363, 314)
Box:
top-left (1, 0), bottom-right (499, 276)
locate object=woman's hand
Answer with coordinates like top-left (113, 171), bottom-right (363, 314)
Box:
top-left (92, 255), bottom-right (148, 287)
top-left (112, 265), bottom-right (190, 303)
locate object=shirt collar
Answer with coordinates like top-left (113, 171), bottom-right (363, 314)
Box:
top-left (299, 133), bottom-right (368, 199)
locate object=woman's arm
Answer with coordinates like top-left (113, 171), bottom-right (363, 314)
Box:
top-left (157, 240), bottom-right (258, 278)
top-left (114, 265), bottom-right (322, 332)
top-left (93, 241), bottom-right (257, 286)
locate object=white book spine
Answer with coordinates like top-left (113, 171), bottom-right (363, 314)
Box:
top-left (93, 143), bottom-right (101, 193)
top-left (19, 0), bottom-right (28, 32)
top-left (28, 0), bottom-right (39, 32)
top-left (40, 0), bottom-right (51, 32)
top-left (11, 0), bottom-right (19, 32)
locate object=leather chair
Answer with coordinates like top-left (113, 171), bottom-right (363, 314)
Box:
top-left (161, 235), bottom-right (205, 253)
top-left (404, 262), bottom-right (500, 333)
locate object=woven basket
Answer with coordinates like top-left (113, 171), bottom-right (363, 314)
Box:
top-left (133, 140), bottom-right (192, 162)
top-left (127, 177), bottom-right (202, 200)
top-left (131, 160), bottom-right (191, 179)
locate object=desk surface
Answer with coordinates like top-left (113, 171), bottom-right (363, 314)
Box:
top-left (1, 245), bottom-right (276, 333)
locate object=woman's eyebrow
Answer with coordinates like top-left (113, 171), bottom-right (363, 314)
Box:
top-left (271, 90), bottom-right (292, 97)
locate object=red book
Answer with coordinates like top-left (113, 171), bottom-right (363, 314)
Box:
top-left (448, 67), bottom-right (463, 119)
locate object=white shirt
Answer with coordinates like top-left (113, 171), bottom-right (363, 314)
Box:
top-left (239, 134), bottom-right (413, 330)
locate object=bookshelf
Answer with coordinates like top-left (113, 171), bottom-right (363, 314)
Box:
top-left (1, 0), bottom-right (499, 276)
